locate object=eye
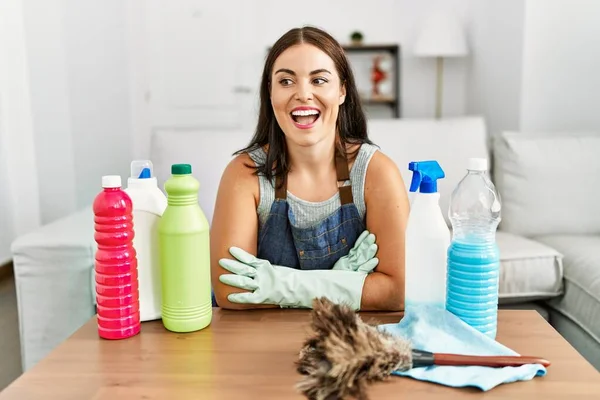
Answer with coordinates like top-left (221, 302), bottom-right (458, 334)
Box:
top-left (313, 77), bottom-right (328, 85)
top-left (279, 78), bottom-right (293, 86)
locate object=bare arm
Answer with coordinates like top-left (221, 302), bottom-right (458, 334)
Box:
top-left (210, 153), bottom-right (277, 310)
top-left (360, 151), bottom-right (410, 311)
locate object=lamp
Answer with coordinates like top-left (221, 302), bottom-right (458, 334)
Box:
top-left (413, 11), bottom-right (469, 119)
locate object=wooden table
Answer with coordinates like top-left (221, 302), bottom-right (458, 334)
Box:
top-left (1, 309), bottom-right (599, 399)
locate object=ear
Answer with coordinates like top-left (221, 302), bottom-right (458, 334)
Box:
top-left (339, 84), bottom-right (347, 105)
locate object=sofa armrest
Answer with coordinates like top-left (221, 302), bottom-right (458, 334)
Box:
top-left (11, 206), bottom-right (96, 372)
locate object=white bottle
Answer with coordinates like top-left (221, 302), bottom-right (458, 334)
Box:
top-left (124, 160), bottom-right (168, 322)
top-left (404, 160), bottom-right (451, 310)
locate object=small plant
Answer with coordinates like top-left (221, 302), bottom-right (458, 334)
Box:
top-left (350, 31), bottom-right (363, 45)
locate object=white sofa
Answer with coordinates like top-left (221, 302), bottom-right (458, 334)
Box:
top-left (492, 131), bottom-right (600, 370)
top-left (12, 116), bottom-right (596, 373)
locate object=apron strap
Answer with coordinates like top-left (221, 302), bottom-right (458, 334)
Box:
top-left (275, 173), bottom-right (287, 200)
top-left (274, 147), bottom-right (354, 204)
top-left (335, 148), bottom-right (354, 205)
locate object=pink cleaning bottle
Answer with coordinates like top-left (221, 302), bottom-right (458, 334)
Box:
top-left (93, 175), bottom-right (141, 339)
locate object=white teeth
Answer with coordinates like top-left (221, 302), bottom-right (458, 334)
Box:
top-left (291, 109), bottom-right (320, 116)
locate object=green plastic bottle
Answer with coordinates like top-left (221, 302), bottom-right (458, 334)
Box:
top-left (158, 163), bottom-right (212, 332)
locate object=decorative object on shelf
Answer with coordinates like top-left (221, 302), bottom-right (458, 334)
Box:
top-left (342, 44), bottom-right (401, 118)
top-left (371, 55), bottom-right (387, 97)
top-left (413, 10), bottom-right (469, 119)
top-left (350, 31), bottom-right (364, 46)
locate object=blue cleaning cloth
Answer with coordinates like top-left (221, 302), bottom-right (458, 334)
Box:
top-left (378, 305), bottom-right (547, 391)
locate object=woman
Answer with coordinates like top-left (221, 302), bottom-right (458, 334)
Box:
top-left (210, 26), bottom-right (409, 311)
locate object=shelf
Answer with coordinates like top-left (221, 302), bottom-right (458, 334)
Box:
top-left (344, 43), bottom-right (401, 118)
top-left (361, 96), bottom-right (397, 105)
top-left (342, 44), bottom-right (399, 54)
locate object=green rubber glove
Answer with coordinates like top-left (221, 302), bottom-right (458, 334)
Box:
top-left (331, 230), bottom-right (379, 273)
top-left (218, 247), bottom-right (376, 310)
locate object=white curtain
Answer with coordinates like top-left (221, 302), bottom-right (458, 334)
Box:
top-left (0, 0), bottom-right (42, 264)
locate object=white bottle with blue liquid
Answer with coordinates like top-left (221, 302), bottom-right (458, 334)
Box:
top-left (404, 160), bottom-right (451, 311)
top-left (446, 158), bottom-right (502, 339)
top-left (124, 160), bottom-right (168, 322)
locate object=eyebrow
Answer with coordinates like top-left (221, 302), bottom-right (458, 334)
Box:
top-left (274, 68), bottom-right (332, 76)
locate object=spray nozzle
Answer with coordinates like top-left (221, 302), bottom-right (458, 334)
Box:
top-left (408, 160), bottom-right (445, 193)
top-left (138, 168), bottom-right (151, 179)
top-left (130, 160), bottom-right (154, 180)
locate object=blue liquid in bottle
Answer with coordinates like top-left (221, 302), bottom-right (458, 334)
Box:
top-left (446, 158), bottom-right (502, 339)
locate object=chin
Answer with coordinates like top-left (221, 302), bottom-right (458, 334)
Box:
top-left (285, 125), bottom-right (331, 148)
top-left (295, 135), bottom-right (324, 148)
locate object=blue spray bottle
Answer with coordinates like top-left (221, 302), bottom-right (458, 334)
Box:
top-left (404, 161), bottom-right (451, 310)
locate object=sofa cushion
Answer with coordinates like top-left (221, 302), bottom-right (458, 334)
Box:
top-left (493, 132), bottom-right (600, 237)
top-left (534, 235), bottom-right (600, 345)
top-left (496, 231), bottom-right (564, 303)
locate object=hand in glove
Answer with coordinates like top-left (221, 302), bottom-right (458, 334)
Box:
top-left (218, 247), bottom-right (376, 310)
top-left (332, 230), bottom-right (379, 273)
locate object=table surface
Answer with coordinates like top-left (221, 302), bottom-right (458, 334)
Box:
top-left (1, 308), bottom-right (599, 399)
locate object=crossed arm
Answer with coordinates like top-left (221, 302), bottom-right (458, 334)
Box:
top-left (210, 151), bottom-right (409, 311)
top-left (359, 151), bottom-right (409, 311)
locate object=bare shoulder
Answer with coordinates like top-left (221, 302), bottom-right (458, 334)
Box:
top-left (364, 150), bottom-right (406, 199)
top-left (219, 152), bottom-right (260, 203)
top-left (223, 152), bottom-right (258, 179)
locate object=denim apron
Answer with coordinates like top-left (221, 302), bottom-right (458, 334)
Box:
top-left (212, 148), bottom-right (366, 306)
top-left (257, 148), bottom-right (366, 270)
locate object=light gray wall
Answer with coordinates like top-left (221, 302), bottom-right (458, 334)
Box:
top-left (64, 0), bottom-right (133, 209)
top-left (519, 0), bottom-right (600, 133)
top-left (466, 0), bottom-right (600, 137)
top-left (466, 0), bottom-right (526, 138)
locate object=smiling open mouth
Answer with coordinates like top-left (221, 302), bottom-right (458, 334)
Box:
top-left (291, 109), bottom-right (320, 127)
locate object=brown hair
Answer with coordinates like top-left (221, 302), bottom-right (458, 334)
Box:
top-left (235, 26), bottom-right (373, 185)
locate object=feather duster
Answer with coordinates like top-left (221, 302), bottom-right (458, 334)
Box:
top-left (295, 297), bottom-right (549, 400)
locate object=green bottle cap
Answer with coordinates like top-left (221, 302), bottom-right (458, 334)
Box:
top-left (171, 163), bottom-right (192, 175)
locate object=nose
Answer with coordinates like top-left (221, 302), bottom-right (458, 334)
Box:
top-left (295, 81), bottom-right (313, 102)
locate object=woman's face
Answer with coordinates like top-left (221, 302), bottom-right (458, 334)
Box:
top-left (270, 43), bottom-right (346, 148)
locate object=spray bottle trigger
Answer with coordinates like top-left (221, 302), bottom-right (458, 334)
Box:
top-left (409, 169), bottom-right (422, 193)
